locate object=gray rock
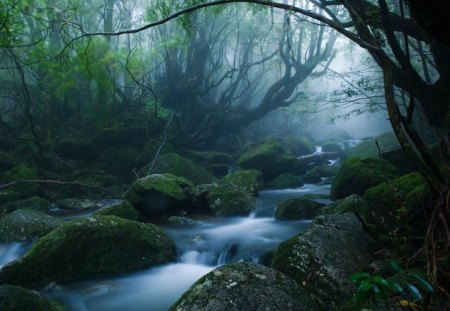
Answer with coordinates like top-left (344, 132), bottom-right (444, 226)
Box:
top-left (272, 213), bottom-right (378, 310)
top-left (170, 262), bottom-right (319, 311)
top-left (206, 184), bottom-right (255, 216)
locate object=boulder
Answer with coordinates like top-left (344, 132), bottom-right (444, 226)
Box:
top-left (93, 199), bottom-right (140, 221)
top-left (272, 213), bottom-right (378, 310)
top-left (222, 169), bottom-right (263, 196)
top-left (330, 157), bottom-right (397, 200)
top-left (0, 216), bottom-right (176, 288)
top-left (206, 184), bottom-right (255, 216)
top-left (275, 198), bottom-right (324, 220)
top-left (152, 153), bottom-right (215, 185)
top-left (0, 285), bottom-right (57, 311)
top-left (271, 174), bottom-right (304, 189)
top-left (0, 210), bottom-right (63, 243)
top-left (170, 262), bottom-right (319, 311)
top-left (363, 172), bottom-right (429, 245)
top-left (184, 184), bottom-right (215, 214)
top-left (345, 132), bottom-right (400, 158)
top-left (55, 198), bottom-right (100, 210)
top-left (237, 139), bottom-right (302, 181)
top-left (123, 174), bottom-right (187, 218)
top-left (320, 194), bottom-right (366, 215)
top-left (0, 196), bottom-right (51, 214)
top-left (168, 216), bottom-right (202, 226)
top-left (302, 169), bottom-right (323, 184)
top-left (321, 142), bottom-right (343, 156)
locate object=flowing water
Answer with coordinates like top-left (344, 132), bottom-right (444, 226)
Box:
top-left (0, 184), bottom-right (330, 310)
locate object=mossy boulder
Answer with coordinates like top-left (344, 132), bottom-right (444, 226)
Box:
top-left (321, 142), bottom-right (343, 156)
top-left (283, 136), bottom-right (314, 156)
top-left (0, 285), bottom-right (57, 311)
top-left (303, 169), bottom-right (323, 184)
top-left (272, 213), bottom-right (378, 310)
top-left (152, 153), bottom-right (215, 185)
top-left (55, 198), bottom-right (100, 210)
top-left (237, 139), bottom-right (301, 181)
top-left (330, 157), bottom-right (397, 200)
top-left (315, 164), bottom-right (339, 177)
top-left (3, 164), bottom-right (39, 181)
top-left (363, 172), bottom-right (429, 245)
top-left (382, 148), bottom-right (415, 175)
top-left (271, 174), bottom-right (304, 189)
top-left (97, 144), bottom-right (142, 180)
top-left (93, 199), bottom-right (140, 221)
top-left (222, 169), bottom-right (263, 196)
top-left (275, 198), bottom-right (324, 220)
top-left (188, 150), bottom-right (233, 166)
top-left (0, 210), bottom-right (63, 243)
top-left (123, 174), bottom-right (187, 219)
top-left (320, 194), bottom-right (366, 215)
top-left (0, 165), bottom-right (41, 202)
top-left (170, 262), bottom-right (319, 311)
top-left (184, 184), bottom-right (215, 214)
top-left (0, 216), bottom-right (176, 288)
top-left (0, 196), bottom-right (51, 214)
top-left (345, 132), bottom-right (400, 158)
top-left (206, 184), bottom-right (255, 216)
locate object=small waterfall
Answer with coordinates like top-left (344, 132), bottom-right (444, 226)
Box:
top-left (0, 243), bottom-right (26, 268)
top-left (314, 145), bottom-right (322, 153)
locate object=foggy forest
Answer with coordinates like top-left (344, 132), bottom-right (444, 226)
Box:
top-left (0, 0), bottom-right (449, 310)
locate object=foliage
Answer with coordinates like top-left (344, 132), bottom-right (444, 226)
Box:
top-left (352, 260), bottom-right (434, 307)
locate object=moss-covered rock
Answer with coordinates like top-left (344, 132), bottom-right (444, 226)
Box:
top-left (55, 198), bottom-right (99, 210)
top-left (188, 150), bottom-right (233, 166)
top-left (330, 157), bottom-right (397, 200)
top-left (170, 262), bottom-right (319, 311)
top-left (123, 174), bottom-right (187, 219)
top-left (315, 164), bottom-right (339, 178)
top-left (93, 199), bottom-right (140, 221)
top-left (206, 184), bottom-right (255, 216)
top-left (363, 172), bottom-right (429, 245)
top-left (275, 198), bottom-right (324, 220)
top-left (0, 210), bottom-right (63, 243)
top-left (3, 164), bottom-right (39, 181)
top-left (184, 184), bottom-right (215, 215)
top-left (382, 148), bottom-right (415, 175)
top-left (0, 165), bottom-right (41, 203)
top-left (345, 132), bottom-right (400, 158)
top-left (0, 216), bottom-right (176, 288)
top-left (271, 174), bottom-right (304, 189)
top-left (152, 153), bottom-right (215, 185)
top-left (320, 194), bottom-right (366, 215)
top-left (283, 136), bottom-right (314, 156)
top-left (0, 285), bottom-right (57, 311)
top-left (97, 144), bottom-right (142, 180)
top-left (303, 169), bottom-right (323, 184)
top-left (237, 139), bottom-right (301, 181)
top-left (321, 142), bottom-right (343, 156)
top-left (168, 216), bottom-right (202, 226)
top-left (222, 169), bottom-right (263, 196)
top-left (272, 213), bottom-right (378, 310)
top-left (0, 196), bottom-right (51, 214)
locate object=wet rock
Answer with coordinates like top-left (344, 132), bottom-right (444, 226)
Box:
top-left (93, 199), bottom-right (140, 221)
top-left (275, 197), bottom-right (324, 220)
top-left (271, 174), bottom-right (304, 189)
top-left (0, 196), bottom-right (51, 214)
top-left (152, 153), bottom-right (215, 185)
top-left (222, 169), bottom-right (263, 196)
top-left (168, 216), bottom-right (202, 226)
top-left (55, 198), bottom-right (99, 210)
top-left (0, 284), bottom-right (57, 311)
top-left (0, 216), bottom-right (176, 288)
top-left (237, 138), bottom-right (302, 182)
top-left (184, 184), bottom-right (215, 214)
top-left (302, 169), bottom-right (323, 184)
top-left (330, 157), bottom-right (397, 199)
top-left (206, 184), bottom-right (255, 216)
top-left (123, 174), bottom-right (187, 219)
top-left (170, 262), bottom-right (319, 311)
top-left (0, 210), bottom-right (63, 243)
top-left (272, 213), bottom-right (378, 310)
top-left (320, 194), bottom-right (366, 215)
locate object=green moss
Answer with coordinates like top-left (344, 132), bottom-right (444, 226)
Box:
top-left (363, 172), bottom-right (429, 245)
top-left (0, 196), bottom-right (51, 213)
top-left (152, 153), bottom-right (215, 185)
top-left (222, 169), bottom-right (263, 196)
top-left (283, 136), bottom-right (314, 156)
top-left (3, 164), bottom-right (39, 181)
top-left (93, 200), bottom-right (140, 221)
top-left (97, 144), bottom-right (141, 180)
top-left (271, 174), bottom-right (304, 189)
top-left (275, 198), bottom-right (324, 220)
top-left (321, 142), bottom-right (343, 155)
top-left (0, 216), bottom-right (176, 288)
top-left (303, 169), bottom-right (323, 184)
top-left (0, 285), bottom-right (57, 311)
top-left (331, 157), bottom-right (397, 199)
top-left (345, 132), bottom-right (400, 158)
top-left (206, 184), bottom-right (255, 216)
top-left (321, 194), bottom-right (366, 215)
top-left (188, 150), bottom-right (233, 165)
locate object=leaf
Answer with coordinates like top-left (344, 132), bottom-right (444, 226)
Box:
top-left (372, 275), bottom-right (389, 287)
top-left (389, 260), bottom-right (403, 272)
top-left (352, 272), bottom-right (370, 283)
top-left (387, 282), bottom-right (404, 293)
top-left (407, 284), bottom-right (423, 302)
top-left (410, 274), bottom-right (434, 293)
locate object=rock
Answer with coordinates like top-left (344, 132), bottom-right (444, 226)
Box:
top-left (321, 142), bottom-right (343, 156)
top-left (56, 138), bottom-right (97, 162)
top-left (3, 164), bottom-right (39, 181)
top-left (314, 164), bottom-right (339, 178)
top-left (302, 169), bottom-right (323, 184)
top-left (298, 152), bottom-right (338, 167)
top-left (93, 199), bottom-right (140, 221)
top-left (382, 148), bottom-right (415, 175)
top-left (345, 132), bottom-right (400, 158)
top-left (222, 169), bottom-right (263, 196)
top-left (184, 184), bottom-right (215, 214)
top-left (152, 153), bottom-right (215, 185)
top-left (170, 262), bottom-right (319, 311)
top-left (0, 210), bottom-right (63, 243)
top-left (188, 150), bottom-right (233, 166)
top-left (283, 136), bottom-right (314, 156)
top-left (0, 196), bottom-right (51, 214)
top-left (237, 138), bottom-right (302, 181)
top-left (275, 198), bottom-right (324, 220)
top-left (55, 198), bottom-right (99, 210)
top-left (271, 174), bottom-right (304, 189)
top-left (123, 174), bottom-right (187, 219)
top-left (206, 184), bottom-right (255, 216)
top-left (272, 213), bottom-right (378, 310)
top-left (0, 216), bottom-right (176, 288)
top-left (320, 194), bottom-right (366, 215)
top-left (168, 216), bottom-right (202, 226)
top-left (330, 157), bottom-right (397, 200)
top-left (0, 284), bottom-right (57, 311)
top-left (363, 172), bottom-right (429, 245)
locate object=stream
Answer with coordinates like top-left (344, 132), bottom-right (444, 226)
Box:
top-left (0, 184), bottom-right (330, 311)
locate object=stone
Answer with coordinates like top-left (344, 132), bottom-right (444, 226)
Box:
top-left (275, 197), bottom-right (324, 220)
top-left (206, 184), bottom-right (255, 216)
top-left (222, 169), bottom-right (263, 196)
top-left (0, 285), bottom-right (57, 311)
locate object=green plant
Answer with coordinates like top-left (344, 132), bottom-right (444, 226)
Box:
top-left (352, 260), bottom-right (434, 307)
